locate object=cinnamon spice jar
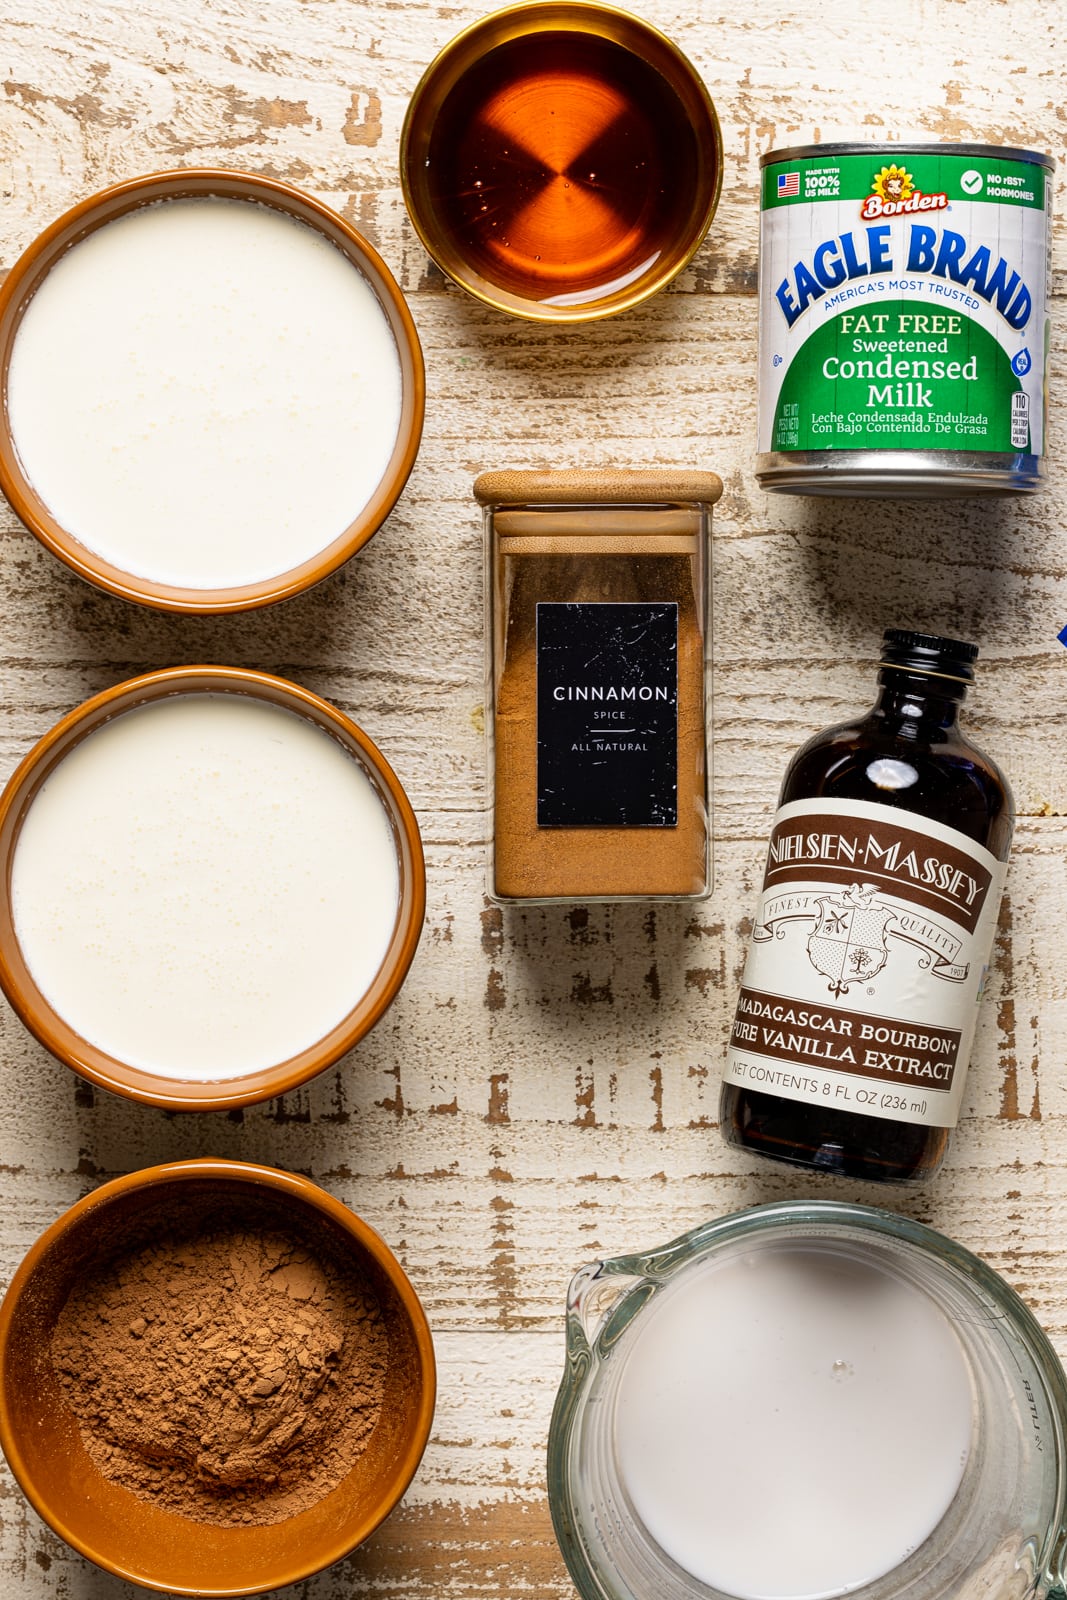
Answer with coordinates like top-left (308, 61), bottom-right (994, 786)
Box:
top-left (476, 469), bottom-right (721, 902)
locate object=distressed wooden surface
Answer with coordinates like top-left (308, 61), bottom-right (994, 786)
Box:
top-left (1, 0), bottom-right (1066, 1593)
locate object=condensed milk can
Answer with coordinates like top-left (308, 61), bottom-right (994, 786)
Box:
top-left (757, 142), bottom-right (1052, 496)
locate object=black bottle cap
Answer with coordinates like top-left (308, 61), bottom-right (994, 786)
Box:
top-left (880, 628), bottom-right (978, 684)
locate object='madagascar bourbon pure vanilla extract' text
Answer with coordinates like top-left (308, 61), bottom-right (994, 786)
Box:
top-left (720, 630), bottom-right (1013, 1183)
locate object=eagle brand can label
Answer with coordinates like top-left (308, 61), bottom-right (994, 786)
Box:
top-left (758, 147), bottom-right (1051, 459)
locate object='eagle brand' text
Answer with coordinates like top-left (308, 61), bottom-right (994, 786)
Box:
top-left (775, 224), bottom-right (1031, 329)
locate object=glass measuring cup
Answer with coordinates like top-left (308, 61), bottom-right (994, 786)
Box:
top-left (548, 1200), bottom-right (1067, 1600)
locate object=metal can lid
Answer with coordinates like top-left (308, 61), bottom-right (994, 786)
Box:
top-left (760, 141), bottom-right (1053, 171)
top-left (880, 628), bottom-right (978, 683)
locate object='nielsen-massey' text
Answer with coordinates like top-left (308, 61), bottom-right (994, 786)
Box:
top-left (767, 826), bottom-right (987, 909)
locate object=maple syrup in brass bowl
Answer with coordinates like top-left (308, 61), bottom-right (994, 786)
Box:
top-left (401, 2), bottom-right (722, 321)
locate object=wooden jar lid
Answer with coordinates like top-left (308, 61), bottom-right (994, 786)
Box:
top-left (472, 469), bottom-right (723, 506)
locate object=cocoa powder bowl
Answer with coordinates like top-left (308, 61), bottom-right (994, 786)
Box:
top-left (0, 1159), bottom-right (436, 1596)
top-left (0, 667), bottom-right (425, 1111)
top-left (0, 168), bottom-right (424, 613)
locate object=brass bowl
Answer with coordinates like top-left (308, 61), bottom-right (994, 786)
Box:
top-left (0, 169), bottom-right (424, 613)
top-left (401, 1), bottom-right (722, 322)
top-left (0, 1159), bottom-right (436, 1595)
top-left (0, 667), bottom-right (425, 1111)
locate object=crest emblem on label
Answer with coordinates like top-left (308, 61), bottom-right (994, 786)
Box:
top-left (808, 884), bottom-right (894, 996)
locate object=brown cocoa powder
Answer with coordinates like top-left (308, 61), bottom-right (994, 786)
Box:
top-left (51, 1217), bottom-right (388, 1526)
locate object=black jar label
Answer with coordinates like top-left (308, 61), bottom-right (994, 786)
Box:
top-left (535, 602), bottom-right (678, 827)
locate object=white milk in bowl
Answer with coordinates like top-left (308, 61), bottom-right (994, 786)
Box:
top-left (613, 1242), bottom-right (974, 1600)
top-left (10, 694), bottom-right (401, 1080)
top-left (7, 197), bottom-right (404, 590)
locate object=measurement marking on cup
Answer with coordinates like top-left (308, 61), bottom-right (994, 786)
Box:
top-left (1023, 1379), bottom-right (1044, 1450)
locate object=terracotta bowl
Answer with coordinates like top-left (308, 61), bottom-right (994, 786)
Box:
top-left (400, 0), bottom-right (723, 322)
top-left (0, 667), bottom-right (425, 1111)
top-left (0, 1159), bottom-right (436, 1596)
top-left (0, 168), bottom-right (424, 613)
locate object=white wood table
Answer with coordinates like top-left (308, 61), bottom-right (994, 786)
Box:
top-left (0, 0), bottom-right (1065, 1593)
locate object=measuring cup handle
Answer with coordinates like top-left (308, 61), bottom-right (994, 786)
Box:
top-left (565, 1259), bottom-right (644, 1355)
top-left (1047, 1525), bottom-right (1067, 1600)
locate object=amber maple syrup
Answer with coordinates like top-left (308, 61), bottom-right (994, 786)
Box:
top-left (424, 30), bottom-right (704, 308)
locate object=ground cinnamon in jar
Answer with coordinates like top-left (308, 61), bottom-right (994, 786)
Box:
top-left (477, 470), bottom-right (721, 901)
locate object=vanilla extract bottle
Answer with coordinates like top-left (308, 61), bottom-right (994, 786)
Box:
top-left (720, 629), bottom-right (1013, 1184)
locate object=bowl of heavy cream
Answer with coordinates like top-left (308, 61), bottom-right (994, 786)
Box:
top-left (0, 669), bottom-right (425, 1109)
top-left (0, 171), bottom-right (424, 612)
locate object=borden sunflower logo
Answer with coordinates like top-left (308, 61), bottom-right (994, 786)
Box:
top-left (860, 162), bottom-right (949, 220)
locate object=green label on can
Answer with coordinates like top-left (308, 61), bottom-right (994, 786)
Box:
top-left (771, 308), bottom-right (1023, 452)
top-left (762, 151), bottom-right (1048, 211)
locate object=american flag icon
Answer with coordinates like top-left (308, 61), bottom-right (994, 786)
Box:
top-left (777, 171), bottom-right (800, 197)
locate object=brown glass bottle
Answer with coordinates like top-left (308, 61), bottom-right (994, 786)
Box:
top-left (720, 629), bottom-right (1013, 1184)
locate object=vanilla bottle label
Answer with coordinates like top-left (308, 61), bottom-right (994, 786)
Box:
top-left (723, 797), bottom-right (1007, 1129)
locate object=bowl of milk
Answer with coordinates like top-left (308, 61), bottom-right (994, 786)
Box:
top-left (0, 170), bottom-right (424, 612)
top-left (549, 1200), bottom-right (1067, 1600)
top-left (0, 668), bottom-right (425, 1108)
